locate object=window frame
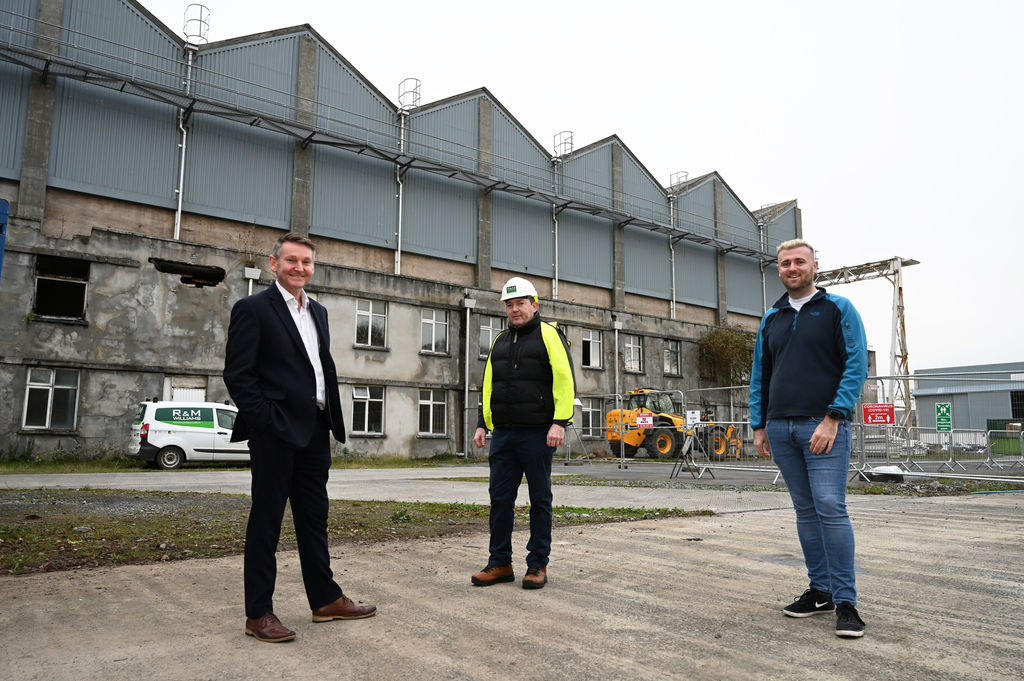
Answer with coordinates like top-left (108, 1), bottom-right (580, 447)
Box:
top-left (33, 255), bottom-right (90, 321)
top-left (418, 389), bottom-right (447, 436)
top-left (580, 397), bottom-right (603, 438)
top-left (420, 308), bottom-right (449, 355)
top-left (623, 334), bottom-right (644, 373)
top-left (351, 385), bottom-right (385, 435)
top-left (355, 299), bottom-right (388, 348)
top-left (479, 316), bottom-right (505, 358)
top-left (22, 367), bottom-right (80, 431)
top-left (663, 339), bottom-right (681, 376)
top-left (582, 328), bottom-right (603, 369)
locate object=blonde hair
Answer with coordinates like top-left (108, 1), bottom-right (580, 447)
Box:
top-left (776, 238), bottom-right (814, 259)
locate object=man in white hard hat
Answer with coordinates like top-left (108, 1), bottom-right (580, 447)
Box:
top-left (472, 276), bottom-right (575, 589)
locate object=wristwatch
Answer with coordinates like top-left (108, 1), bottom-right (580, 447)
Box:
top-left (825, 408), bottom-right (845, 421)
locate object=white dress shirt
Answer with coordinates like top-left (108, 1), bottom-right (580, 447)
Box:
top-left (275, 281), bottom-right (326, 409)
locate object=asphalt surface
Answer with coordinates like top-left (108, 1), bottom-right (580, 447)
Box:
top-left (1, 464), bottom-right (1022, 681)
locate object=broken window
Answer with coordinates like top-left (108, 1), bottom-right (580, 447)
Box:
top-left (33, 256), bottom-right (89, 319)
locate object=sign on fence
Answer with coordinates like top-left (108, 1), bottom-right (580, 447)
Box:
top-left (635, 414), bottom-right (653, 429)
top-left (936, 402), bottom-right (952, 432)
top-left (863, 403), bottom-right (896, 425)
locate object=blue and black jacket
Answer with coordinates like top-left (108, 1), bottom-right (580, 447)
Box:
top-left (749, 287), bottom-right (867, 430)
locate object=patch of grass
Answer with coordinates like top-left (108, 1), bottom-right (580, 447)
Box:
top-left (0, 489), bottom-right (704, 575)
top-left (0, 452), bottom-right (478, 475)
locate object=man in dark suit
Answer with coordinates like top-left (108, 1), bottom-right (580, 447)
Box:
top-left (224, 233), bottom-right (376, 643)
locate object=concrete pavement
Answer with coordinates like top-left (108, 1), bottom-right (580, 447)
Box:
top-left (1, 466), bottom-right (1022, 680)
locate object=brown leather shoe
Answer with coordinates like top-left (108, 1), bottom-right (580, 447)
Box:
top-left (245, 613), bottom-right (296, 642)
top-left (522, 566), bottom-right (547, 589)
top-left (312, 594), bottom-right (377, 622)
top-left (471, 564), bottom-right (515, 586)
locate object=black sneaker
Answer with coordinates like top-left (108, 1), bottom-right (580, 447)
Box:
top-left (782, 588), bottom-right (835, 618)
top-left (835, 602), bottom-right (865, 638)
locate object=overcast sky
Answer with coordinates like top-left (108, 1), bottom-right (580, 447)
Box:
top-left (142, 0), bottom-right (1023, 373)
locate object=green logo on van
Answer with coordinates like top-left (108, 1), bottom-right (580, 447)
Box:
top-left (154, 407), bottom-right (214, 429)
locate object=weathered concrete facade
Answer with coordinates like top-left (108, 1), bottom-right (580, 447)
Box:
top-left (0, 0), bottom-right (801, 459)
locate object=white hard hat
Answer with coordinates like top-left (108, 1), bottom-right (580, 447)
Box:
top-left (500, 276), bottom-right (539, 301)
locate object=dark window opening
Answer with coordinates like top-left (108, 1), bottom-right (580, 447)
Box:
top-left (34, 256), bottom-right (89, 319)
top-left (1011, 391), bottom-right (1024, 419)
top-left (149, 258), bottom-right (226, 288)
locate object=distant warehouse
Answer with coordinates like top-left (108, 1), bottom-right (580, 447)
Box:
top-left (1, 0), bottom-right (806, 458)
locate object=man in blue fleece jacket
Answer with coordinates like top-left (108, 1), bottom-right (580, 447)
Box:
top-left (749, 238), bottom-right (868, 638)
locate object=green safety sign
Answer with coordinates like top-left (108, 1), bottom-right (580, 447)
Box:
top-left (936, 402), bottom-right (952, 432)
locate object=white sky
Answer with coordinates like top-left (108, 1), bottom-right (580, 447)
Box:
top-left (142, 0), bottom-right (1024, 372)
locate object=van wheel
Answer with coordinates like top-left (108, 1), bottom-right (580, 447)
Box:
top-left (156, 446), bottom-right (184, 470)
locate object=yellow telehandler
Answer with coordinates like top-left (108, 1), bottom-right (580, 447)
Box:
top-left (605, 388), bottom-right (741, 459)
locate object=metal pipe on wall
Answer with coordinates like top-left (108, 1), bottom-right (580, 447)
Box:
top-left (173, 47), bottom-right (196, 241)
top-left (395, 110), bottom-right (408, 275)
top-left (552, 205), bottom-right (559, 300)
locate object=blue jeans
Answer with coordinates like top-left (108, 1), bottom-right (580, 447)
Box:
top-left (487, 427), bottom-right (554, 569)
top-left (766, 417), bottom-right (857, 605)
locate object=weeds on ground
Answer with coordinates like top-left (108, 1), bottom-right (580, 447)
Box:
top-left (0, 489), bottom-right (701, 575)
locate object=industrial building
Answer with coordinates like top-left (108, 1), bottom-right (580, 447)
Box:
top-left (0, 0), bottom-right (800, 458)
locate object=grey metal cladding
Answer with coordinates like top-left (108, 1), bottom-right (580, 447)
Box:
top-left (765, 265), bottom-right (785, 304)
top-left (315, 45), bottom-right (397, 151)
top-left (560, 147), bottom-right (613, 209)
top-left (0, 0), bottom-right (38, 50)
top-left (61, 0), bottom-right (182, 90)
top-left (490, 107), bottom-right (552, 192)
top-left (558, 211), bottom-right (613, 288)
top-left (49, 79), bottom-right (179, 206)
top-left (311, 146), bottom-right (396, 247)
top-left (724, 253), bottom-right (764, 315)
top-left (408, 98), bottom-right (478, 174)
top-left (624, 225), bottom-right (670, 299)
top-left (675, 242), bottom-right (717, 307)
top-left (492, 192), bottom-right (553, 277)
top-left (183, 114), bottom-right (292, 228)
top-left (0, 62), bottom-right (29, 179)
top-left (720, 189), bottom-right (759, 250)
top-left (765, 205), bottom-right (798, 250)
top-left (676, 180), bottom-right (715, 237)
top-left (193, 35), bottom-right (299, 122)
top-left (622, 155), bottom-right (670, 224)
top-left (401, 168), bottom-right (476, 262)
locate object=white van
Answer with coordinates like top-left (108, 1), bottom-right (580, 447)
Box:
top-left (128, 400), bottom-right (249, 469)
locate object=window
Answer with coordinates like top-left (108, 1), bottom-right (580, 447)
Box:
top-left (215, 409), bottom-right (237, 430)
top-left (355, 299), bottom-right (387, 348)
top-left (1012, 391), bottom-right (1024, 419)
top-left (624, 334), bottom-right (644, 373)
top-left (352, 386), bottom-right (385, 434)
top-left (23, 367), bottom-right (80, 430)
top-left (664, 339), bottom-right (681, 376)
top-left (34, 256), bottom-right (89, 319)
top-left (418, 389), bottom-right (446, 435)
top-left (479, 316), bottom-right (504, 357)
top-left (581, 398), bottom-right (603, 437)
top-left (420, 309), bottom-right (449, 354)
top-left (582, 329), bottom-right (602, 369)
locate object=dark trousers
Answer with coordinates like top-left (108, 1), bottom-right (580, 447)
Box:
top-left (487, 427), bottom-right (555, 569)
top-left (244, 415), bottom-right (342, 618)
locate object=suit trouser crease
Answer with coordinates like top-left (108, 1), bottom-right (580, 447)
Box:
top-left (244, 420), bottom-right (343, 618)
top-left (766, 417), bottom-right (857, 605)
top-left (487, 427), bottom-right (554, 569)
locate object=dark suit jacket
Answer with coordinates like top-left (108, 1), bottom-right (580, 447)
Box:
top-left (224, 284), bottom-right (345, 449)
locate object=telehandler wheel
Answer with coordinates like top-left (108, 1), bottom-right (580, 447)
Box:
top-left (649, 427), bottom-right (679, 459)
top-left (707, 426), bottom-right (729, 461)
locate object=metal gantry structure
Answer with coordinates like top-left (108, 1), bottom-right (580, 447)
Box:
top-left (816, 257), bottom-right (919, 427)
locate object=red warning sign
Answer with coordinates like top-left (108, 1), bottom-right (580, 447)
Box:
top-left (862, 403), bottom-right (896, 425)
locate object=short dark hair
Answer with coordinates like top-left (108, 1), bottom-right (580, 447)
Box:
top-left (272, 233), bottom-right (316, 259)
